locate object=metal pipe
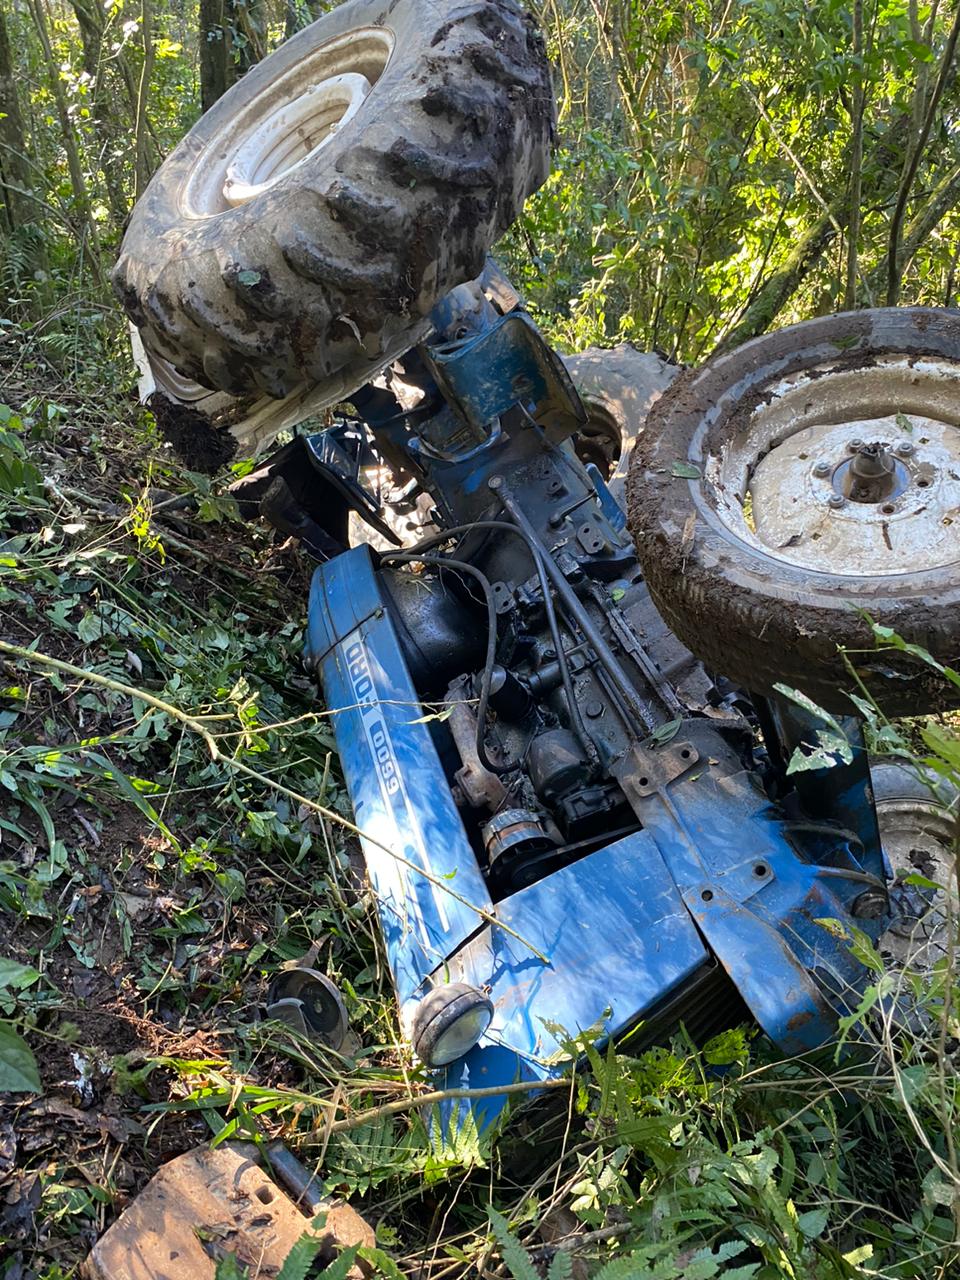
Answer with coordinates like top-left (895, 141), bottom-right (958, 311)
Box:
top-left (398, 518), bottom-right (598, 765)
top-left (265, 1140), bottom-right (328, 1215)
top-left (490, 478), bottom-right (651, 734)
top-left (382, 552), bottom-right (516, 775)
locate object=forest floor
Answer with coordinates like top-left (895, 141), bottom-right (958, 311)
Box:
top-left (0, 341), bottom-right (398, 1277)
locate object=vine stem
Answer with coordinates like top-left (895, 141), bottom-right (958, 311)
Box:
top-left (0, 639), bottom-right (548, 963)
top-left (322, 1077), bottom-right (570, 1136)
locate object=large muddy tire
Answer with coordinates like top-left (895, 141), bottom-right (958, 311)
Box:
top-left (114, 0), bottom-right (554, 451)
top-left (627, 308), bottom-right (960, 716)
top-left (562, 344), bottom-right (678, 507)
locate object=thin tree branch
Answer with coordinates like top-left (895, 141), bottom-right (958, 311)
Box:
top-left (886, 1), bottom-right (960, 305)
top-left (845, 0), bottom-right (866, 309)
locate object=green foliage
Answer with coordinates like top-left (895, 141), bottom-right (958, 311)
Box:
top-left (501, 0), bottom-right (960, 356)
top-left (0, 414), bottom-right (43, 497)
top-left (489, 1207), bottom-right (572, 1280)
top-left (0, 1022), bottom-right (42, 1093)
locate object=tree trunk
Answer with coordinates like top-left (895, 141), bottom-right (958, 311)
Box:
top-left (199, 0), bottom-right (268, 113)
top-left (0, 3), bottom-right (30, 232)
top-left (199, 0), bottom-right (235, 112)
top-left (68, 0), bottom-right (129, 225)
top-left (231, 0), bottom-right (267, 77)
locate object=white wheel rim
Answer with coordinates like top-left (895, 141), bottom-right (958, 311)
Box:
top-left (180, 26), bottom-right (394, 218)
top-left (704, 355), bottom-right (960, 576)
top-left (223, 72), bottom-right (372, 206)
top-left (876, 789), bottom-right (958, 973)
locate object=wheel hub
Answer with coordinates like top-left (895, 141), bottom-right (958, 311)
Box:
top-left (838, 441), bottom-right (902, 503)
top-left (224, 72), bottom-right (372, 207)
top-left (715, 355), bottom-right (960, 576)
top-left (876, 790), bottom-right (957, 974)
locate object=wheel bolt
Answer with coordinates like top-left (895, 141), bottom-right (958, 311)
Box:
top-left (847, 438), bottom-right (864, 452)
top-left (852, 889), bottom-right (888, 919)
top-left (894, 440), bottom-right (915, 457)
top-left (812, 459), bottom-right (832, 477)
top-left (827, 493), bottom-right (846, 509)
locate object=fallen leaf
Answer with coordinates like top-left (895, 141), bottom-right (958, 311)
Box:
top-left (671, 461), bottom-right (701, 479)
top-left (0, 1172), bottom-right (41, 1240)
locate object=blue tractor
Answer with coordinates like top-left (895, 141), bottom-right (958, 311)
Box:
top-left (115, 0), bottom-right (960, 1138)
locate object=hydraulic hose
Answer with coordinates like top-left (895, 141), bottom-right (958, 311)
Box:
top-left (381, 552), bottom-right (520, 776)
top-left (395, 520), bottom-right (598, 765)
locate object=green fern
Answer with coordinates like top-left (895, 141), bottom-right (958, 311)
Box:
top-left (488, 1208), bottom-right (540, 1280)
top-left (547, 1251), bottom-right (573, 1280)
top-left (488, 1208), bottom-right (577, 1280)
top-left (592, 1240), bottom-right (759, 1280)
top-left (213, 1255), bottom-right (250, 1279)
top-left (274, 1230), bottom-right (329, 1280)
top-left (316, 1246), bottom-right (360, 1280)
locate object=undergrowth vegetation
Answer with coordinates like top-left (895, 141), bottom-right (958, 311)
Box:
top-left (0, 384), bottom-right (958, 1277)
top-left (2, 0), bottom-right (960, 1275)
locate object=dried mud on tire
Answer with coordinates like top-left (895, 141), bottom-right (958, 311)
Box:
top-left (113, 0), bottom-right (555, 415)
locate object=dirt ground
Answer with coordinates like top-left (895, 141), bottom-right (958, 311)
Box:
top-left (0, 344), bottom-right (376, 1276)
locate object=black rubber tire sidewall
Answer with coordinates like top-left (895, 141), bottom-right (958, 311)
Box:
top-left (870, 758), bottom-right (959, 812)
top-left (113, 0), bottom-right (555, 401)
top-left (627, 308), bottom-right (960, 715)
top-left (563, 344), bottom-right (678, 506)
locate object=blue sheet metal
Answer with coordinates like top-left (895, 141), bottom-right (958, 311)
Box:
top-left (305, 546), bottom-right (493, 1014)
top-left (616, 745), bottom-right (882, 1055)
top-left (424, 311), bottom-right (586, 443)
top-left (436, 829), bottom-right (710, 1133)
top-left (585, 462), bottom-right (627, 532)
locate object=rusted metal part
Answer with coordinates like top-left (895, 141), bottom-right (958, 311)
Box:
top-left (842, 442), bottom-right (898, 503)
top-left (82, 1143), bottom-right (374, 1280)
top-left (444, 676), bottom-right (507, 811)
top-left (718, 355), bottom-right (960, 577)
top-left (265, 967), bottom-right (349, 1049)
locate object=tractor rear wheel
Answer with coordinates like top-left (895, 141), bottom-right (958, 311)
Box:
top-left (563, 344), bottom-right (677, 508)
top-left (114, 0), bottom-right (555, 458)
top-left (627, 308), bottom-right (960, 715)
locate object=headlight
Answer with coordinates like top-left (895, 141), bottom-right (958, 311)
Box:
top-left (411, 982), bottom-right (494, 1067)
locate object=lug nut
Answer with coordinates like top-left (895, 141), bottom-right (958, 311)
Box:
top-left (812, 459), bottom-right (832, 477)
top-left (894, 440), bottom-right (915, 457)
top-left (852, 888), bottom-right (888, 920)
top-left (847, 438), bottom-right (864, 452)
top-left (827, 493), bottom-right (846, 509)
